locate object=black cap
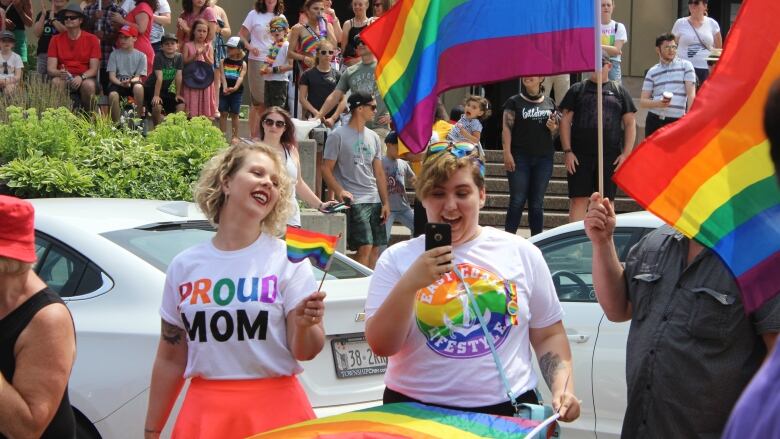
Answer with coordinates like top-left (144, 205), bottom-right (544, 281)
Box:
top-left (58, 3), bottom-right (85, 18)
top-left (161, 32), bottom-right (178, 43)
top-left (348, 91), bottom-right (374, 111)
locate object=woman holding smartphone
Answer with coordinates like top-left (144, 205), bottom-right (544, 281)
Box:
top-left (365, 140), bottom-right (581, 420)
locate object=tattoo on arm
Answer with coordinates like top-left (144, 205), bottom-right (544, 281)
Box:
top-left (503, 110), bottom-right (515, 130)
top-left (161, 320), bottom-right (184, 345)
top-left (539, 352), bottom-right (563, 390)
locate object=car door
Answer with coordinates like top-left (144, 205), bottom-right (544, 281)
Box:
top-left (532, 228), bottom-right (640, 439)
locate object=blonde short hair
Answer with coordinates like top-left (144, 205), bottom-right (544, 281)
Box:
top-left (194, 142), bottom-right (292, 236)
top-left (415, 147), bottom-right (485, 200)
top-left (0, 256), bottom-right (33, 275)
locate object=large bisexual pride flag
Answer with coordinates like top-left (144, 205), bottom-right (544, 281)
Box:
top-left (361, 0), bottom-right (596, 153)
top-left (251, 402), bottom-right (556, 438)
top-left (614, 0), bottom-right (780, 313)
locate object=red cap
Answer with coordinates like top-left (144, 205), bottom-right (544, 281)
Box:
top-left (0, 196), bottom-right (36, 263)
top-left (119, 24), bottom-right (139, 38)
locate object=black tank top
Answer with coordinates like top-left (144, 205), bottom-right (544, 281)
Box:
top-left (343, 18), bottom-right (367, 59)
top-left (0, 288), bottom-right (76, 439)
top-left (3, 5), bottom-right (25, 30)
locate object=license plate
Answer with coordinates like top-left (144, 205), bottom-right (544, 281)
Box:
top-left (331, 334), bottom-right (387, 378)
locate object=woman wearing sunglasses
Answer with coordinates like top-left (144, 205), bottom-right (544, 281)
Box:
top-left (258, 106), bottom-right (338, 226)
top-left (298, 39), bottom-right (340, 120)
top-left (365, 140), bottom-right (581, 422)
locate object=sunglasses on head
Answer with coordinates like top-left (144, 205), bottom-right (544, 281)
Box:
top-left (425, 141), bottom-right (485, 175)
top-left (361, 103), bottom-right (377, 111)
top-left (263, 118), bottom-right (286, 128)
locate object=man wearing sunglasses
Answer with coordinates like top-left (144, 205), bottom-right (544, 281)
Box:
top-left (316, 33), bottom-right (391, 140)
top-left (46, 2), bottom-right (101, 110)
top-left (322, 91), bottom-right (390, 269)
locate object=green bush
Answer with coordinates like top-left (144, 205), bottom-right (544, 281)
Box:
top-left (0, 106), bottom-right (228, 200)
top-left (0, 74), bottom-right (72, 121)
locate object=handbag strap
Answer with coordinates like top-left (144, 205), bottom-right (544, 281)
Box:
top-left (452, 265), bottom-right (520, 412)
top-left (687, 18), bottom-right (710, 50)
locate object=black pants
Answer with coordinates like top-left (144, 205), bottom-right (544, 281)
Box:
top-left (383, 386), bottom-right (539, 417)
top-left (645, 112), bottom-right (680, 138)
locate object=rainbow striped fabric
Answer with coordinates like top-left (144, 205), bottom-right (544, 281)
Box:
top-left (251, 402), bottom-right (555, 438)
top-left (361, 0), bottom-right (597, 153)
top-left (285, 226), bottom-right (339, 270)
top-left (613, 0), bottom-right (780, 312)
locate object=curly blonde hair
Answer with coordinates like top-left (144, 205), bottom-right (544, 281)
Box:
top-left (415, 147), bottom-right (485, 200)
top-left (195, 142), bottom-right (292, 236)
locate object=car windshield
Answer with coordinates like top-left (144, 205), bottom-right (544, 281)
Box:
top-left (101, 222), bottom-right (368, 280)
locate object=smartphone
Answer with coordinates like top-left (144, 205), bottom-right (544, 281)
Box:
top-left (425, 223), bottom-right (452, 251)
top-left (324, 202), bottom-right (349, 213)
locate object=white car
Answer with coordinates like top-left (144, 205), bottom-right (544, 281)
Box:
top-left (29, 198), bottom-right (385, 438)
top-left (529, 211), bottom-right (664, 439)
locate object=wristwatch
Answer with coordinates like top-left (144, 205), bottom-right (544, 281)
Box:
top-left (80, 74), bottom-right (87, 81)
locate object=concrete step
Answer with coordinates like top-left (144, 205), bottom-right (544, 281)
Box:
top-left (485, 162), bottom-right (570, 179)
top-left (479, 209), bottom-right (570, 228)
top-left (481, 194), bottom-right (642, 212)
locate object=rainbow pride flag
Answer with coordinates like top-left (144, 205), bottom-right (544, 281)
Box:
top-left (250, 402), bottom-right (556, 438)
top-left (361, 0), bottom-right (597, 153)
top-left (613, 0), bottom-right (780, 313)
top-left (286, 226), bottom-right (339, 270)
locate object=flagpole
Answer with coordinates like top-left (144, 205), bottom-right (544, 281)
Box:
top-left (595, 0), bottom-right (604, 195)
top-left (315, 233), bottom-right (342, 293)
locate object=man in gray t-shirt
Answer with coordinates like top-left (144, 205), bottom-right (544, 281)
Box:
top-left (322, 92), bottom-right (389, 269)
top-left (316, 34), bottom-right (390, 135)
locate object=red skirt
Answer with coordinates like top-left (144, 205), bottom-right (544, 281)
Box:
top-left (172, 376), bottom-right (315, 439)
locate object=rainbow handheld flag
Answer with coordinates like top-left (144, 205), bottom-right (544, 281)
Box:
top-left (613, 0), bottom-right (780, 313)
top-left (285, 226), bottom-right (340, 270)
top-left (362, 0), bottom-right (597, 153)
top-left (250, 402), bottom-right (557, 438)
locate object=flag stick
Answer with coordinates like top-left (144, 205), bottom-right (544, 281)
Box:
top-left (597, 70), bottom-right (604, 195)
top-left (315, 232), bottom-right (342, 293)
top-left (595, 0), bottom-right (604, 195)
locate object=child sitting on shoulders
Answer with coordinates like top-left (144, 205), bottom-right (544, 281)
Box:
top-left (262, 16), bottom-right (293, 109)
top-left (107, 25), bottom-right (147, 123)
top-left (447, 95), bottom-right (491, 144)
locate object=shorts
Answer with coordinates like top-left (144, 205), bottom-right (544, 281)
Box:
top-left (219, 89), bottom-right (243, 114)
top-left (346, 202), bottom-right (387, 250)
top-left (247, 59), bottom-right (265, 105)
top-left (146, 89), bottom-right (182, 114)
top-left (264, 80), bottom-right (288, 109)
top-left (173, 376), bottom-right (314, 439)
top-left (566, 151), bottom-right (619, 200)
top-left (107, 82), bottom-right (139, 98)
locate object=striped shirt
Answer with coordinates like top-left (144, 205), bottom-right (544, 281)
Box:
top-left (641, 57), bottom-right (696, 119)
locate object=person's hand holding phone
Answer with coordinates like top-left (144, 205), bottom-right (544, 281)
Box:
top-left (404, 246), bottom-right (453, 292)
top-left (337, 190), bottom-right (353, 204)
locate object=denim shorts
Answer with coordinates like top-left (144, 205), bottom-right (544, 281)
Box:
top-left (219, 89), bottom-right (243, 115)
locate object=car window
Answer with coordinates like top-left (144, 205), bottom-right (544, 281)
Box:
top-left (102, 224), bottom-right (369, 280)
top-left (538, 231), bottom-right (635, 303)
top-left (35, 235), bottom-right (107, 298)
